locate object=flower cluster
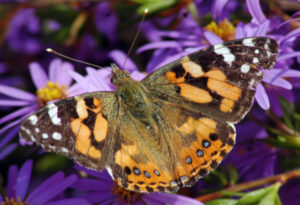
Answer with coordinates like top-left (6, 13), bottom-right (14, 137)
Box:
top-left (1, 0), bottom-right (300, 204)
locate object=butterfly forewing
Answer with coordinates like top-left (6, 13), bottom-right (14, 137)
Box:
top-left (20, 92), bottom-right (117, 171)
top-left (143, 37), bottom-right (278, 122)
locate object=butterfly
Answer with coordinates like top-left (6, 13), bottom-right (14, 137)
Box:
top-left (20, 37), bottom-right (278, 193)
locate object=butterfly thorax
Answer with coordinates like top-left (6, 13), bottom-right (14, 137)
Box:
top-left (111, 64), bottom-right (155, 128)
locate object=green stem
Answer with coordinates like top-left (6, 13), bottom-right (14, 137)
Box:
top-left (196, 168), bottom-right (300, 202)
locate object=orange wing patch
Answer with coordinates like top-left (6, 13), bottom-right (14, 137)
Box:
top-left (71, 97), bottom-right (107, 159)
top-left (165, 59), bottom-right (242, 113)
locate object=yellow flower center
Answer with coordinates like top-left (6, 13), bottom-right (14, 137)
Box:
top-left (36, 81), bottom-right (67, 106)
top-left (1, 197), bottom-right (29, 205)
top-left (111, 180), bottom-right (142, 203)
top-left (205, 19), bottom-right (236, 41)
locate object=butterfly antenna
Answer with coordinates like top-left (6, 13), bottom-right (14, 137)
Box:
top-left (46, 48), bottom-right (107, 71)
top-left (122, 8), bottom-right (148, 69)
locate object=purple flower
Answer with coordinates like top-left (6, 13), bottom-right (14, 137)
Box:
top-left (223, 121), bottom-right (280, 182)
top-left (69, 50), bottom-right (145, 92)
top-left (0, 160), bottom-right (89, 205)
top-left (0, 59), bottom-right (79, 156)
top-left (72, 167), bottom-right (203, 205)
top-left (6, 8), bottom-right (42, 55)
top-left (94, 2), bottom-right (119, 44)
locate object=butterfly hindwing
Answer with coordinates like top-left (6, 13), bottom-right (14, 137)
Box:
top-left (107, 99), bottom-right (235, 193)
top-left (143, 37), bottom-right (278, 122)
top-left (20, 92), bottom-right (118, 171)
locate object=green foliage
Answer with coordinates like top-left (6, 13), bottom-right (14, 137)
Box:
top-left (206, 183), bottom-right (282, 205)
top-left (35, 153), bottom-right (69, 173)
top-left (131, 0), bottom-right (177, 14)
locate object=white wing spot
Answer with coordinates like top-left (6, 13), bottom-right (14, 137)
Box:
top-left (30, 135), bottom-right (35, 142)
top-left (35, 128), bottom-right (40, 133)
top-left (250, 79), bottom-right (256, 87)
top-left (264, 39), bottom-right (270, 49)
top-left (61, 148), bottom-right (69, 153)
top-left (49, 145), bottom-right (56, 150)
top-left (214, 45), bottom-right (235, 66)
top-left (28, 115), bottom-right (38, 125)
top-left (242, 38), bottom-right (255, 47)
top-left (255, 49), bottom-right (259, 54)
top-left (48, 104), bottom-right (61, 125)
top-left (52, 132), bottom-right (62, 141)
top-left (241, 64), bottom-right (250, 73)
top-left (253, 57), bottom-right (259, 64)
top-left (25, 129), bottom-right (31, 135)
top-left (42, 133), bottom-right (49, 139)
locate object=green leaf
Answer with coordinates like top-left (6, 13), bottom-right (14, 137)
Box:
top-left (227, 165), bottom-right (239, 185)
top-left (136, 0), bottom-right (177, 14)
top-left (237, 186), bottom-right (273, 205)
top-left (281, 157), bottom-right (300, 170)
top-left (258, 183), bottom-right (281, 205)
top-left (279, 96), bottom-right (295, 129)
top-left (35, 153), bottom-right (69, 173)
top-left (206, 199), bottom-right (238, 205)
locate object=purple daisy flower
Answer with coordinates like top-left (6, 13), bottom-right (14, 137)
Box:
top-left (224, 121), bottom-right (280, 182)
top-left (6, 8), bottom-right (42, 55)
top-left (72, 166), bottom-right (203, 205)
top-left (68, 50), bottom-right (145, 92)
top-left (0, 160), bottom-right (89, 205)
top-left (94, 2), bottom-right (119, 44)
top-left (0, 59), bottom-right (80, 156)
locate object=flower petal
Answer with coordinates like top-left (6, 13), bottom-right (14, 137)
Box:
top-left (27, 172), bottom-right (65, 203)
top-left (255, 83), bottom-right (270, 110)
top-left (0, 115), bottom-right (28, 135)
top-left (44, 198), bottom-right (90, 205)
top-left (212, 0), bottom-right (229, 20)
top-left (83, 191), bottom-right (114, 204)
top-left (0, 100), bottom-right (35, 106)
top-left (29, 62), bottom-right (48, 89)
top-left (236, 23), bottom-right (246, 39)
top-left (268, 89), bottom-right (283, 116)
top-left (16, 160), bottom-right (33, 200)
top-left (57, 61), bottom-right (74, 86)
top-left (254, 20), bottom-right (269, 36)
top-left (0, 143), bottom-right (18, 160)
top-left (204, 31), bottom-right (223, 45)
top-left (0, 84), bottom-right (36, 101)
top-left (0, 126), bottom-right (20, 149)
top-left (279, 27), bottom-right (300, 44)
top-left (137, 41), bottom-right (180, 53)
top-left (246, 0), bottom-right (266, 23)
top-left (0, 105), bottom-right (37, 124)
top-left (49, 58), bottom-right (62, 83)
top-left (86, 67), bottom-right (111, 91)
top-left (67, 70), bottom-right (89, 92)
top-left (144, 192), bottom-right (204, 205)
top-left (72, 178), bottom-right (113, 191)
top-left (108, 50), bottom-right (137, 72)
top-left (33, 175), bottom-right (77, 205)
top-left (7, 164), bottom-right (18, 198)
top-left (263, 70), bottom-right (293, 89)
top-left (278, 52), bottom-right (300, 61)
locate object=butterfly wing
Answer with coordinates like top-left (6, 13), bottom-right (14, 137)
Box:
top-left (19, 92), bottom-right (118, 171)
top-left (107, 99), bottom-right (235, 193)
top-left (142, 37), bottom-right (278, 122)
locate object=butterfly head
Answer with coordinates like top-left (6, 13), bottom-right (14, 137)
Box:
top-left (110, 63), bottom-right (131, 85)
